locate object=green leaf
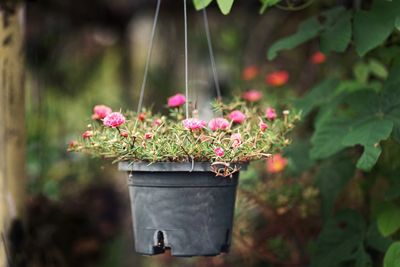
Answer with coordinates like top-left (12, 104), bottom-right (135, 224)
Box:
top-left (315, 156), bottom-right (354, 219)
top-left (395, 16), bottom-right (400, 31)
top-left (342, 118), bottom-right (393, 147)
top-left (320, 11), bottom-right (352, 53)
top-left (311, 210), bottom-right (366, 267)
top-left (342, 117), bottom-right (393, 171)
top-left (355, 248), bottom-right (372, 267)
top-left (353, 0), bottom-right (400, 56)
top-left (216, 0), bottom-right (234, 14)
top-left (268, 16), bottom-right (322, 60)
top-left (268, 7), bottom-right (346, 60)
top-left (310, 116), bottom-right (350, 159)
top-left (356, 145), bottom-right (382, 171)
top-left (259, 0), bottom-right (280, 14)
top-left (369, 59), bottom-right (388, 79)
top-left (384, 241), bottom-right (400, 267)
top-left (382, 57), bottom-right (400, 142)
top-left (366, 223), bottom-right (393, 253)
top-left (377, 202), bottom-right (400, 237)
top-left (193, 0), bottom-right (213, 10)
top-left (295, 79), bottom-right (340, 117)
top-left (353, 62), bottom-right (370, 84)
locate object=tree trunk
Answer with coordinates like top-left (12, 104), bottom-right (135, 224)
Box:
top-left (0, 3), bottom-right (25, 266)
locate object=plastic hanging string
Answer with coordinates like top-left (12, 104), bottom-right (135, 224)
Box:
top-left (136, 0), bottom-right (162, 115)
top-left (183, 0), bottom-right (189, 118)
top-left (136, 0), bottom-right (221, 118)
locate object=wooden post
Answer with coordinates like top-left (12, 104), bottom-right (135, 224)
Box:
top-left (0, 3), bottom-right (25, 266)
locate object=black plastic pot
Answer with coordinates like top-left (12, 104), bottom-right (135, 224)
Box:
top-left (118, 162), bottom-right (245, 257)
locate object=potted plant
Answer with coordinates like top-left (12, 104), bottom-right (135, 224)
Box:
top-left (69, 93), bottom-right (298, 256)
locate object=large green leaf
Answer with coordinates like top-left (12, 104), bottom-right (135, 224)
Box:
top-left (295, 79), bottom-right (340, 117)
top-left (377, 202), bottom-right (400, 237)
top-left (320, 11), bottom-right (352, 53)
top-left (353, 0), bottom-right (400, 56)
top-left (310, 116), bottom-right (351, 159)
top-left (216, 0), bottom-right (234, 14)
top-left (315, 156), bottom-right (354, 219)
top-left (384, 242), bottom-right (400, 267)
top-left (342, 117), bottom-right (393, 170)
top-left (311, 210), bottom-right (366, 267)
top-left (382, 58), bottom-right (400, 142)
top-left (268, 7), bottom-right (347, 60)
top-left (268, 16), bottom-right (322, 60)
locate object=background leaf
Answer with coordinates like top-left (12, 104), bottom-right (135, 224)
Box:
top-left (377, 202), bottom-right (400, 237)
top-left (193, 0), bottom-right (213, 10)
top-left (216, 0), bottom-right (234, 15)
top-left (384, 242), bottom-right (400, 267)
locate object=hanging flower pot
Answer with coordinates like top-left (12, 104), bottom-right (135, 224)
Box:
top-left (119, 161), bottom-right (244, 256)
top-left (69, 97), bottom-right (298, 256)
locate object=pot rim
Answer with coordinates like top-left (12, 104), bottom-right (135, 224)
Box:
top-left (118, 161), bottom-right (248, 172)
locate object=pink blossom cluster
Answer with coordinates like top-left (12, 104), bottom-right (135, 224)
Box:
top-left (208, 118), bottom-right (230, 131)
top-left (182, 118), bottom-right (207, 131)
top-left (103, 112), bottom-right (126, 128)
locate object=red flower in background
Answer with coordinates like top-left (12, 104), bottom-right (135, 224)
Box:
top-left (242, 89), bottom-right (262, 102)
top-left (120, 131), bottom-right (129, 138)
top-left (311, 51), bottom-right (326, 64)
top-left (242, 65), bottom-right (259, 81)
top-left (267, 154), bottom-right (288, 173)
top-left (265, 71), bottom-right (289, 87)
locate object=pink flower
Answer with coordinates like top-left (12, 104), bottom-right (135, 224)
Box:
top-left (182, 118), bottom-right (207, 131)
top-left (168, 93), bottom-right (186, 108)
top-left (82, 130), bottom-right (93, 139)
top-left (153, 118), bottom-right (162, 126)
top-left (242, 89), bottom-right (262, 102)
top-left (103, 112), bottom-right (126, 128)
top-left (120, 131), bottom-right (129, 138)
top-left (144, 132), bottom-right (153, 139)
top-left (267, 154), bottom-right (288, 173)
top-left (214, 147), bottom-right (225, 157)
top-left (228, 110), bottom-right (246, 123)
top-left (266, 71), bottom-right (289, 87)
top-left (266, 107), bottom-right (277, 121)
top-left (231, 133), bottom-right (242, 148)
top-left (259, 121), bottom-right (268, 132)
top-left (208, 118), bottom-right (230, 131)
top-left (92, 105), bottom-right (112, 120)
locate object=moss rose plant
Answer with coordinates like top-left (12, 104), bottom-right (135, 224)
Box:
top-left (69, 94), bottom-right (298, 175)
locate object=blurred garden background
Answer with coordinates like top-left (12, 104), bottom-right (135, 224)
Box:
top-left (1, 0), bottom-right (400, 266)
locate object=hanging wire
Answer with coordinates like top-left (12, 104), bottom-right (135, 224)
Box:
top-left (136, 0), bottom-right (162, 114)
top-left (183, 0), bottom-right (190, 118)
top-left (202, 4), bottom-right (222, 100)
